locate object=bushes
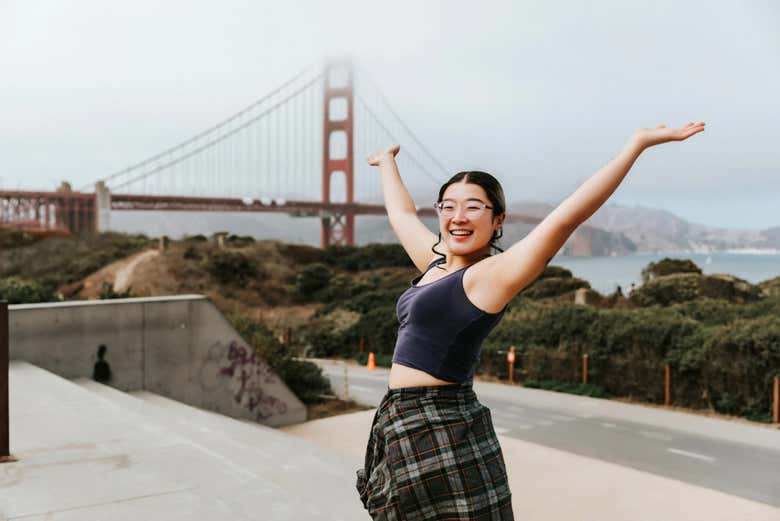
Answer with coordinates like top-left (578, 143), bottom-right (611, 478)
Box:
top-left (322, 243), bottom-right (414, 271)
top-left (230, 316), bottom-right (332, 405)
top-left (205, 251), bottom-right (259, 285)
top-left (306, 304), bottom-right (398, 358)
top-left (295, 262), bottom-right (332, 296)
top-left (669, 314), bottom-right (780, 418)
top-left (520, 276), bottom-right (591, 299)
top-left (0, 232), bottom-right (151, 294)
top-left (641, 257), bottom-right (702, 283)
top-left (629, 272), bottom-right (762, 307)
top-left (0, 230), bottom-right (40, 250)
top-left (0, 277), bottom-right (52, 304)
top-left (478, 297), bottom-right (779, 418)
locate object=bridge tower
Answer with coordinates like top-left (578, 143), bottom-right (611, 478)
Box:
top-left (320, 61), bottom-right (355, 249)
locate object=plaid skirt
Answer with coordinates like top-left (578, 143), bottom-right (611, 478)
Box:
top-left (355, 381), bottom-right (514, 520)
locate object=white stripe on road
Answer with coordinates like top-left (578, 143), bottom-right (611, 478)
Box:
top-left (639, 430), bottom-right (673, 442)
top-left (494, 426), bottom-right (511, 434)
top-left (349, 385), bottom-right (374, 392)
top-left (667, 448), bottom-right (715, 463)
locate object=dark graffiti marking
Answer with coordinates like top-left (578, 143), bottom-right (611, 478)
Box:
top-left (217, 340), bottom-right (288, 421)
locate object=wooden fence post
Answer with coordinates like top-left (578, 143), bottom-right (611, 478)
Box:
top-left (582, 354), bottom-right (588, 385)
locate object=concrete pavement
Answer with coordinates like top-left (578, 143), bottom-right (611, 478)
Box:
top-left (3, 359), bottom-right (778, 521)
top-left (281, 407), bottom-right (780, 521)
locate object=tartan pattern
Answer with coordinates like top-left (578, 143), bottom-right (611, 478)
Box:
top-left (356, 382), bottom-right (514, 520)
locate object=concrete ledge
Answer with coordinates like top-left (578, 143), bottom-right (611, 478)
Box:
top-left (9, 295), bottom-right (305, 427)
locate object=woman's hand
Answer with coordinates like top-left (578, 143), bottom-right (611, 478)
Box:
top-left (367, 144), bottom-right (400, 166)
top-left (632, 122), bottom-right (705, 149)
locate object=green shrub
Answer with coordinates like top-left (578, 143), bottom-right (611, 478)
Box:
top-left (295, 263), bottom-right (332, 296)
top-left (0, 230), bottom-right (40, 249)
top-left (230, 316), bottom-right (332, 404)
top-left (205, 251), bottom-right (258, 285)
top-left (322, 243), bottom-right (414, 271)
top-left (276, 243), bottom-right (325, 264)
top-left (316, 273), bottom-right (371, 303)
top-left (0, 277), bottom-right (52, 304)
top-left (630, 273), bottom-right (701, 306)
top-left (520, 276), bottom-right (590, 299)
top-left (631, 272), bottom-right (762, 307)
top-left (0, 232), bottom-right (151, 292)
top-left (641, 257), bottom-right (702, 284)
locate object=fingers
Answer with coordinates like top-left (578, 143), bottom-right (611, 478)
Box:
top-left (366, 145), bottom-right (401, 166)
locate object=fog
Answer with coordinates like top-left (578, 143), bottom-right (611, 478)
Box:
top-left (1, 0), bottom-right (778, 229)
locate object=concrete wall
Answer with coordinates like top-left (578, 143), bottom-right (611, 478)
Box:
top-left (9, 295), bottom-right (306, 427)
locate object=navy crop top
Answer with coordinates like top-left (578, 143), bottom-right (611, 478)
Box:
top-left (391, 256), bottom-right (508, 383)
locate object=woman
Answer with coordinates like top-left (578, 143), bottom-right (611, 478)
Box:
top-left (356, 122), bottom-right (705, 520)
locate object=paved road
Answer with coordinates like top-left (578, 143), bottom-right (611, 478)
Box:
top-left (314, 358), bottom-right (780, 507)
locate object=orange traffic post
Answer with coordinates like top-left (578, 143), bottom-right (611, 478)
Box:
top-left (507, 347), bottom-right (515, 384)
top-left (582, 354), bottom-right (588, 385)
top-left (664, 364), bottom-right (671, 406)
top-left (773, 375), bottom-right (779, 425)
top-left (366, 352), bottom-right (376, 370)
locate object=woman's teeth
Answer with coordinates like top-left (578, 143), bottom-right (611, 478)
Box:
top-left (450, 231), bottom-right (473, 236)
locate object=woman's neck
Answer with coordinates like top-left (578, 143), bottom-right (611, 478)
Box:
top-left (440, 249), bottom-right (491, 271)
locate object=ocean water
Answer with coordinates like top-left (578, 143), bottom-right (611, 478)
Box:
top-left (549, 252), bottom-right (780, 295)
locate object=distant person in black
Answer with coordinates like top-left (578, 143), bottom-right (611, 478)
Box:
top-left (93, 344), bottom-right (112, 383)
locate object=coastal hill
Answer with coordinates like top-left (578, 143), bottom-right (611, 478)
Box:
top-left (509, 200), bottom-right (780, 254)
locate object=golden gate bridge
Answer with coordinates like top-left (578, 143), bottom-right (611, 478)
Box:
top-left (0, 60), bottom-right (597, 253)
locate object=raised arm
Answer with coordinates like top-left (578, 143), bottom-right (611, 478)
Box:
top-left (368, 145), bottom-right (446, 272)
top-left (488, 122), bottom-right (706, 299)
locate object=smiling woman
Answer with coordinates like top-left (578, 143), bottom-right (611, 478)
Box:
top-left (357, 122), bottom-right (705, 520)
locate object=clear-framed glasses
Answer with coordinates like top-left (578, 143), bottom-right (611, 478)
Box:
top-left (434, 200), bottom-right (493, 218)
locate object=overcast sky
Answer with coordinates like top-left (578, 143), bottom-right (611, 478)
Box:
top-left (1, 0), bottom-right (778, 230)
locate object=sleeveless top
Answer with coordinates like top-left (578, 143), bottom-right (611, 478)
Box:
top-left (391, 256), bottom-right (508, 383)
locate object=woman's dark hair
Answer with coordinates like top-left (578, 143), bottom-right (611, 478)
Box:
top-left (431, 171), bottom-right (506, 268)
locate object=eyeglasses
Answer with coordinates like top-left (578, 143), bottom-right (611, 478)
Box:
top-left (434, 201), bottom-right (493, 218)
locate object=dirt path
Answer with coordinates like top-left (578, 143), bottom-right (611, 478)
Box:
top-left (114, 249), bottom-right (159, 292)
top-left (75, 248), bottom-right (160, 299)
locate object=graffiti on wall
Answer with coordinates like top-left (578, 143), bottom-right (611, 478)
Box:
top-left (202, 339), bottom-right (289, 421)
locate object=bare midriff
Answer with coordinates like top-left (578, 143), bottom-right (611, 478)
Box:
top-left (388, 362), bottom-right (459, 389)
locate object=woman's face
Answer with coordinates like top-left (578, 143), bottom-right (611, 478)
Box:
top-left (438, 181), bottom-right (503, 255)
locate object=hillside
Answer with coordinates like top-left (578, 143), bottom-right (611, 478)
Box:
top-left (3, 232), bottom-right (779, 422)
top-left (509, 200), bottom-right (780, 253)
